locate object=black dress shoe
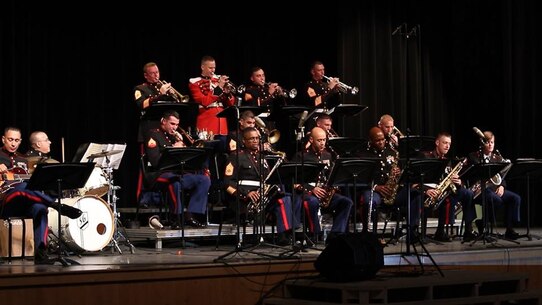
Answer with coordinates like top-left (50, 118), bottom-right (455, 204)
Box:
top-left (34, 247), bottom-right (54, 265)
top-left (463, 231), bottom-right (477, 242)
top-left (184, 218), bottom-right (205, 228)
top-left (433, 230), bottom-right (452, 242)
top-left (60, 204), bottom-right (83, 219)
top-left (505, 229), bottom-right (520, 240)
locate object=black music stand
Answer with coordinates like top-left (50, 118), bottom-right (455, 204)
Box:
top-left (461, 163), bottom-right (513, 245)
top-left (398, 136), bottom-right (435, 158)
top-left (328, 137), bottom-right (367, 158)
top-left (397, 159), bottom-right (447, 276)
top-left (157, 147), bottom-right (210, 248)
top-left (326, 104), bottom-right (368, 135)
top-left (27, 163), bottom-right (94, 266)
top-left (505, 159), bottom-right (542, 241)
top-left (329, 159), bottom-right (376, 232)
top-left (269, 162), bottom-right (324, 258)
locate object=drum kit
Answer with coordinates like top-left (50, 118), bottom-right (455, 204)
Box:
top-left (46, 149), bottom-right (135, 254)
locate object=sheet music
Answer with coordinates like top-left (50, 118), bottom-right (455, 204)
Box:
top-left (80, 143), bottom-right (127, 169)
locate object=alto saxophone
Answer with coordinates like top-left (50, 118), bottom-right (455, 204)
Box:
top-left (424, 158), bottom-right (467, 209)
top-left (382, 151), bottom-right (401, 205)
top-left (319, 186), bottom-right (339, 208)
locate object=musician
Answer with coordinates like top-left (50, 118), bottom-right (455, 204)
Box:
top-left (301, 61), bottom-right (341, 110)
top-left (422, 131), bottom-right (476, 242)
top-left (0, 127), bottom-right (81, 264)
top-left (189, 55), bottom-right (235, 152)
top-left (377, 114), bottom-right (400, 148)
top-left (466, 130), bottom-right (520, 240)
top-left (227, 110), bottom-right (256, 152)
top-left (358, 127), bottom-right (415, 236)
top-left (134, 62), bottom-right (178, 142)
top-left (223, 127), bottom-right (294, 246)
top-left (293, 127), bottom-right (352, 243)
top-left (303, 114), bottom-right (338, 150)
top-left (144, 110), bottom-right (211, 228)
top-left (242, 67), bottom-right (285, 109)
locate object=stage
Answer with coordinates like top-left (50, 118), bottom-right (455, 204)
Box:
top-left (2, 223), bottom-right (542, 305)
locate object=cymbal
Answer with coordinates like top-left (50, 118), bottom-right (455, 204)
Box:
top-left (88, 150), bottom-right (123, 159)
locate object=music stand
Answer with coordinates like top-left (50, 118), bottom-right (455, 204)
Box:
top-left (328, 137), bottom-right (367, 158)
top-left (27, 163), bottom-right (94, 266)
top-left (505, 159), bottom-right (542, 241)
top-left (157, 148), bottom-right (210, 248)
top-left (398, 136), bottom-right (435, 158)
top-left (461, 163), bottom-right (513, 245)
top-left (398, 159), bottom-right (447, 276)
top-left (267, 162), bottom-right (324, 258)
top-left (325, 104), bottom-right (368, 135)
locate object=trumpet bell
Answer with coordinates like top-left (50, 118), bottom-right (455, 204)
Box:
top-left (350, 86), bottom-right (359, 95)
top-left (268, 129), bottom-right (280, 144)
top-left (288, 88), bottom-right (297, 99)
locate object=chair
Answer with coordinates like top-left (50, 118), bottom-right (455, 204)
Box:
top-left (135, 154), bottom-right (170, 227)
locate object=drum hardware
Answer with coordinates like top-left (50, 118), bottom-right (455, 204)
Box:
top-left (103, 163), bottom-right (135, 254)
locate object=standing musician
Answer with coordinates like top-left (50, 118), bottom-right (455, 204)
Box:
top-left (422, 131), bottom-right (477, 242)
top-left (0, 127), bottom-right (82, 264)
top-left (302, 61), bottom-right (341, 110)
top-left (358, 127), bottom-right (413, 235)
top-left (293, 127), bottom-right (353, 243)
top-left (223, 127), bottom-right (294, 246)
top-left (466, 130), bottom-right (520, 240)
top-left (144, 110), bottom-right (211, 228)
top-left (134, 62), bottom-right (179, 142)
top-left (188, 55), bottom-right (235, 152)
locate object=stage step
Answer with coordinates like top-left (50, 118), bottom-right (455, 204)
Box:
top-left (264, 270), bottom-right (542, 305)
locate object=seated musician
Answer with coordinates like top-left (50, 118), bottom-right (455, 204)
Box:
top-left (293, 127), bottom-right (352, 244)
top-left (144, 110), bottom-right (211, 228)
top-left (0, 127), bottom-right (82, 264)
top-left (421, 131), bottom-right (476, 242)
top-left (223, 127), bottom-right (294, 246)
top-left (357, 127), bottom-right (413, 235)
top-left (227, 110), bottom-right (256, 153)
top-left (302, 114), bottom-right (339, 150)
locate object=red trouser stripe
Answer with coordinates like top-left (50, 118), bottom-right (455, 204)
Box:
top-left (277, 198), bottom-right (289, 231)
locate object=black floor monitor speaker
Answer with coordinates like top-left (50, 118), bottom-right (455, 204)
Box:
top-left (315, 232), bottom-right (384, 282)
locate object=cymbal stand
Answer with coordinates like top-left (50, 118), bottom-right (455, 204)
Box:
top-left (103, 158), bottom-right (135, 254)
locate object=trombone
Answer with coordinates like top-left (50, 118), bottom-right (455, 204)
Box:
top-left (157, 79), bottom-right (190, 103)
top-left (322, 75), bottom-right (359, 95)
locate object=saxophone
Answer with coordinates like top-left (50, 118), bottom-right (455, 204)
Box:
top-left (382, 150), bottom-right (401, 205)
top-left (319, 186), bottom-right (339, 208)
top-left (424, 158), bottom-right (467, 209)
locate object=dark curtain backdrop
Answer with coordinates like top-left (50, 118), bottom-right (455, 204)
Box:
top-left (2, 1), bottom-right (541, 224)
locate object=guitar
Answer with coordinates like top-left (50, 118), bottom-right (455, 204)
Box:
top-left (0, 167), bottom-right (32, 195)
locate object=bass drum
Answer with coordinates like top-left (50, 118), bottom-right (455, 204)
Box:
top-left (48, 196), bottom-right (114, 252)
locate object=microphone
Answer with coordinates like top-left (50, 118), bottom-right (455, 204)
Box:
top-left (392, 23), bottom-right (404, 36)
top-left (472, 127), bottom-right (488, 144)
top-left (298, 110), bottom-right (308, 129)
top-left (254, 117), bottom-right (266, 129)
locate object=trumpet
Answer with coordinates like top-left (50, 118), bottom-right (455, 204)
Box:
top-left (214, 75), bottom-right (246, 94)
top-left (323, 75), bottom-right (359, 95)
top-left (176, 127), bottom-right (205, 148)
top-left (157, 79), bottom-right (190, 103)
top-left (267, 82), bottom-right (297, 99)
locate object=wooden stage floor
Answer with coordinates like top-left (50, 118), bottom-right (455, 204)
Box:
top-left (2, 224), bottom-right (542, 305)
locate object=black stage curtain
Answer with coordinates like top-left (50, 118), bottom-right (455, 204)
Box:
top-left (2, 1), bottom-right (541, 225)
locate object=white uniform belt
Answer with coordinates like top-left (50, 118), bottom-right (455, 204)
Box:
top-left (199, 101), bottom-right (223, 109)
top-left (239, 180), bottom-right (261, 187)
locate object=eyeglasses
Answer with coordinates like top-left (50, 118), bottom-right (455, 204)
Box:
top-left (5, 138), bottom-right (22, 143)
top-left (245, 137), bottom-right (260, 141)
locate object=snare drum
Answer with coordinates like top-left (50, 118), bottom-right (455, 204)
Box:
top-left (48, 196), bottom-right (114, 252)
top-left (80, 167), bottom-right (109, 198)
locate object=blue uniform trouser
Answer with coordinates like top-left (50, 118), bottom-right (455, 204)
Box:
top-left (1, 182), bottom-right (51, 249)
top-left (477, 188), bottom-right (520, 228)
top-left (269, 195), bottom-right (293, 233)
top-left (434, 187), bottom-right (476, 228)
top-left (155, 172), bottom-right (210, 215)
top-left (295, 193), bottom-right (352, 234)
